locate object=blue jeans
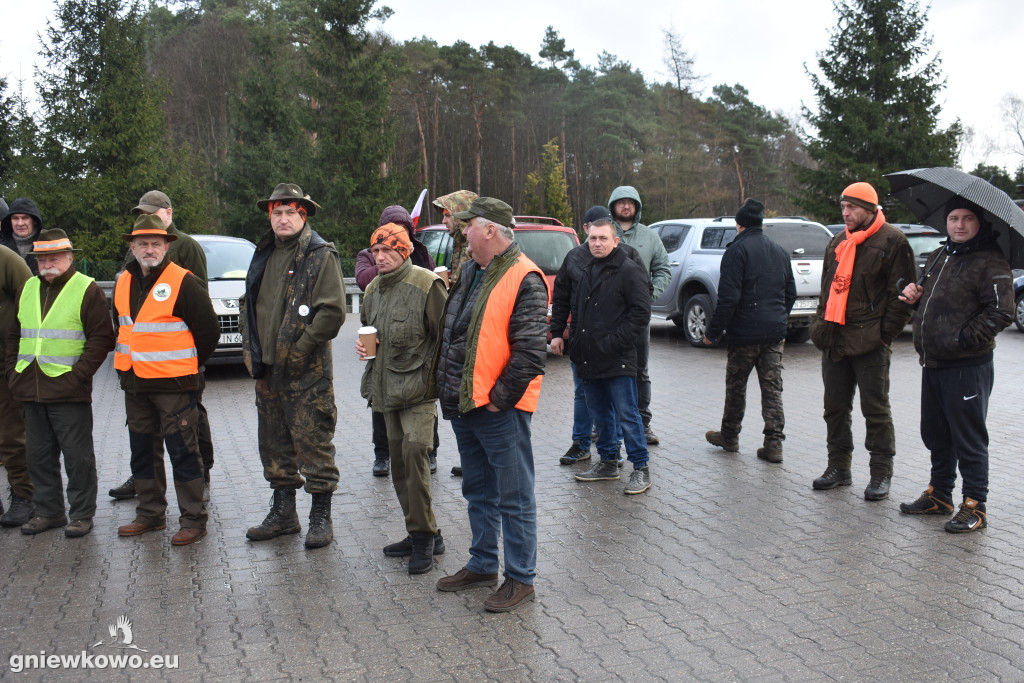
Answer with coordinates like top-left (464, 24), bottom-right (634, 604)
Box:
top-left (582, 375), bottom-right (648, 468)
top-left (450, 408), bottom-right (537, 584)
top-left (571, 361), bottom-right (621, 451)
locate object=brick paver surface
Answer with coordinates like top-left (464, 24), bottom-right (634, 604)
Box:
top-left (3, 318), bottom-right (1024, 681)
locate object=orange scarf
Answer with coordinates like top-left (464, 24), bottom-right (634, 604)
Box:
top-left (823, 210), bottom-right (886, 324)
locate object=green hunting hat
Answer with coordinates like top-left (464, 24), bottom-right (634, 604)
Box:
top-left (31, 228), bottom-right (79, 253)
top-left (453, 197), bottom-right (513, 227)
top-left (122, 214), bottom-right (177, 242)
top-left (131, 190), bottom-right (172, 215)
top-left (256, 183), bottom-right (320, 217)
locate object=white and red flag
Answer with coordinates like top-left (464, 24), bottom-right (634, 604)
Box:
top-left (409, 188), bottom-right (428, 228)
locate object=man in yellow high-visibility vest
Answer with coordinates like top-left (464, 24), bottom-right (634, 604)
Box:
top-left (6, 229), bottom-right (114, 537)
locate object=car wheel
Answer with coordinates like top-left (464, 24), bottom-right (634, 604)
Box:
top-left (785, 327), bottom-right (811, 344)
top-left (682, 294), bottom-right (713, 348)
top-left (1015, 292), bottom-right (1024, 332)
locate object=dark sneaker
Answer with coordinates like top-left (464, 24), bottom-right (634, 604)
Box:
top-left (108, 476), bottom-right (137, 500)
top-left (705, 430), bottom-right (738, 453)
top-left (644, 424), bottom-right (660, 446)
top-left (451, 466), bottom-right (462, 477)
top-left (429, 455), bottom-right (437, 475)
top-left (864, 476), bottom-right (891, 501)
top-left (900, 486), bottom-right (954, 515)
top-left (372, 458), bottom-right (390, 477)
top-left (757, 447), bottom-right (783, 463)
top-left (574, 460), bottom-right (620, 482)
top-left (20, 514), bottom-right (68, 535)
top-left (945, 498), bottom-right (987, 533)
top-left (559, 442), bottom-right (591, 465)
top-left (1, 491), bottom-right (34, 527)
top-left (436, 567), bottom-right (499, 592)
top-left (383, 531), bottom-right (446, 557)
top-left (812, 467), bottom-right (852, 490)
top-left (484, 576), bottom-right (535, 612)
top-left (623, 467), bottom-right (651, 495)
top-left (64, 519), bottom-right (94, 538)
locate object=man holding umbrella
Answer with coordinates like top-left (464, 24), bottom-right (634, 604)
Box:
top-left (897, 197), bottom-right (1013, 532)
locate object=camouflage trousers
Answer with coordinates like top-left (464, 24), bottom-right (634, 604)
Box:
top-left (720, 341), bottom-right (785, 448)
top-left (255, 376), bottom-right (339, 494)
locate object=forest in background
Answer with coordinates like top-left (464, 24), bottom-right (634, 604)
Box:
top-left (1, 0), bottom-right (1021, 262)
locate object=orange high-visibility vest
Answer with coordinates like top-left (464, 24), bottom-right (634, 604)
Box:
top-left (114, 262), bottom-right (198, 378)
top-left (468, 254), bottom-right (545, 413)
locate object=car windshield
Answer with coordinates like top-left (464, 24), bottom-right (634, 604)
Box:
top-left (905, 234), bottom-right (945, 259)
top-left (202, 240), bottom-right (255, 279)
top-left (419, 229), bottom-right (453, 267)
top-left (514, 230), bottom-right (577, 275)
top-left (762, 223), bottom-right (832, 258)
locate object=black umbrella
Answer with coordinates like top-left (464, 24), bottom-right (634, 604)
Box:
top-left (885, 166), bottom-right (1024, 268)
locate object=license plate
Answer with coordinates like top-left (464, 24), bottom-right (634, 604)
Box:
top-left (219, 333), bottom-right (243, 345)
top-left (793, 298), bottom-right (818, 310)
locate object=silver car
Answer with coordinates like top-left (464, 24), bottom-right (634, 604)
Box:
top-left (649, 217), bottom-right (834, 346)
top-left (193, 234), bottom-right (256, 364)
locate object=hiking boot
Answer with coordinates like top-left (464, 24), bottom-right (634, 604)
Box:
top-left (408, 532), bottom-right (436, 574)
top-left (246, 488), bottom-right (301, 541)
top-left (384, 529), bottom-right (446, 557)
top-left (372, 458), bottom-right (390, 477)
top-left (64, 519), bottom-right (94, 538)
top-left (644, 424), bottom-right (660, 446)
top-left (20, 514), bottom-right (68, 535)
top-left (945, 498), bottom-right (987, 533)
top-left (484, 576), bottom-right (535, 612)
top-left (171, 527), bottom-right (207, 546)
top-left (305, 492), bottom-right (333, 549)
top-left (108, 476), bottom-right (137, 500)
top-left (757, 447), bottom-right (783, 463)
top-left (559, 442), bottom-right (591, 465)
top-left (705, 431), bottom-right (738, 453)
top-left (624, 467), bottom-right (652, 495)
top-left (436, 567), bottom-right (500, 592)
top-left (864, 476), bottom-right (891, 501)
top-left (117, 519), bottom-right (166, 536)
top-left (451, 466), bottom-right (462, 477)
top-left (1, 490), bottom-right (34, 527)
top-left (812, 467), bottom-right (852, 490)
top-left (429, 454), bottom-right (437, 475)
top-left (900, 486), bottom-right (954, 515)
top-left (574, 460), bottom-right (620, 482)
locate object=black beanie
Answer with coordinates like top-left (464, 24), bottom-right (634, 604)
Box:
top-left (583, 205), bottom-right (613, 224)
top-left (735, 198), bottom-right (764, 228)
top-left (944, 195), bottom-right (987, 226)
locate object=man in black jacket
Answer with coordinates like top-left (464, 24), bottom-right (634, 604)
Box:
top-left (703, 199), bottom-right (796, 462)
top-left (551, 218), bottom-right (652, 494)
top-left (897, 197), bottom-right (1013, 533)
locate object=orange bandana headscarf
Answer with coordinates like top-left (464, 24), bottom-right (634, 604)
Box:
top-left (371, 223), bottom-right (412, 260)
top-left (267, 200), bottom-right (307, 222)
top-left (823, 209), bottom-right (886, 324)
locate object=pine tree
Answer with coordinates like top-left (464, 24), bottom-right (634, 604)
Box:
top-left (799, 0), bottom-right (961, 221)
top-left (521, 138), bottom-right (573, 227)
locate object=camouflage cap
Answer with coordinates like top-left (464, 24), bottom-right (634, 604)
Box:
top-left (454, 197), bottom-right (514, 227)
top-left (256, 183), bottom-right (320, 217)
top-left (431, 189), bottom-right (478, 214)
top-left (131, 190), bottom-right (172, 215)
top-left (122, 213), bottom-right (178, 242)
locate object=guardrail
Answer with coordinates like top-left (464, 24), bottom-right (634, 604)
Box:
top-left (97, 277), bottom-right (365, 313)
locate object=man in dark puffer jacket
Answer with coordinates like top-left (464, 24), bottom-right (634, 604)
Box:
top-left (703, 199), bottom-right (796, 463)
top-left (897, 196), bottom-right (1014, 533)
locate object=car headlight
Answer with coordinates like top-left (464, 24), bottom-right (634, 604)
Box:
top-left (221, 298), bottom-right (239, 309)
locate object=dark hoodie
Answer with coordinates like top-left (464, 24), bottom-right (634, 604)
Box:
top-left (0, 198), bottom-right (44, 275)
top-left (354, 205), bottom-right (436, 291)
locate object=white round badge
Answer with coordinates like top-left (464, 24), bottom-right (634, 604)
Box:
top-left (153, 283), bottom-right (173, 302)
top-left (298, 305), bottom-right (310, 316)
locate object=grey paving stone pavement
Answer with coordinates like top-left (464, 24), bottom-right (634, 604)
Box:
top-left (3, 317), bottom-right (1024, 681)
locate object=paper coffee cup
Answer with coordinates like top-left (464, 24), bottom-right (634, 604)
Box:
top-left (434, 266), bottom-right (449, 286)
top-left (358, 326), bottom-right (378, 360)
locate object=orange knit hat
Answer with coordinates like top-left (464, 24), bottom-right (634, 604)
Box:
top-left (840, 182), bottom-right (879, 211)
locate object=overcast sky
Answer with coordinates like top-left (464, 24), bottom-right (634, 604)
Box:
top-left (3, 0), bottom-right (1021, 173)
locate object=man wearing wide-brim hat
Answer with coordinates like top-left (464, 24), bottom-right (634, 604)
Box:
top-left (242, 183), bottom-right (345, 550)
top-left (109, 189), bottom-right (211, 503)
top-left (6, 229), bottom-right (115, 537)
top-left (112, 215), bottom-right (219, 546)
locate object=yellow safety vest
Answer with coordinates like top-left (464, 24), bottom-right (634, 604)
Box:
top-left (16, 272), bottom-right (93, 377)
